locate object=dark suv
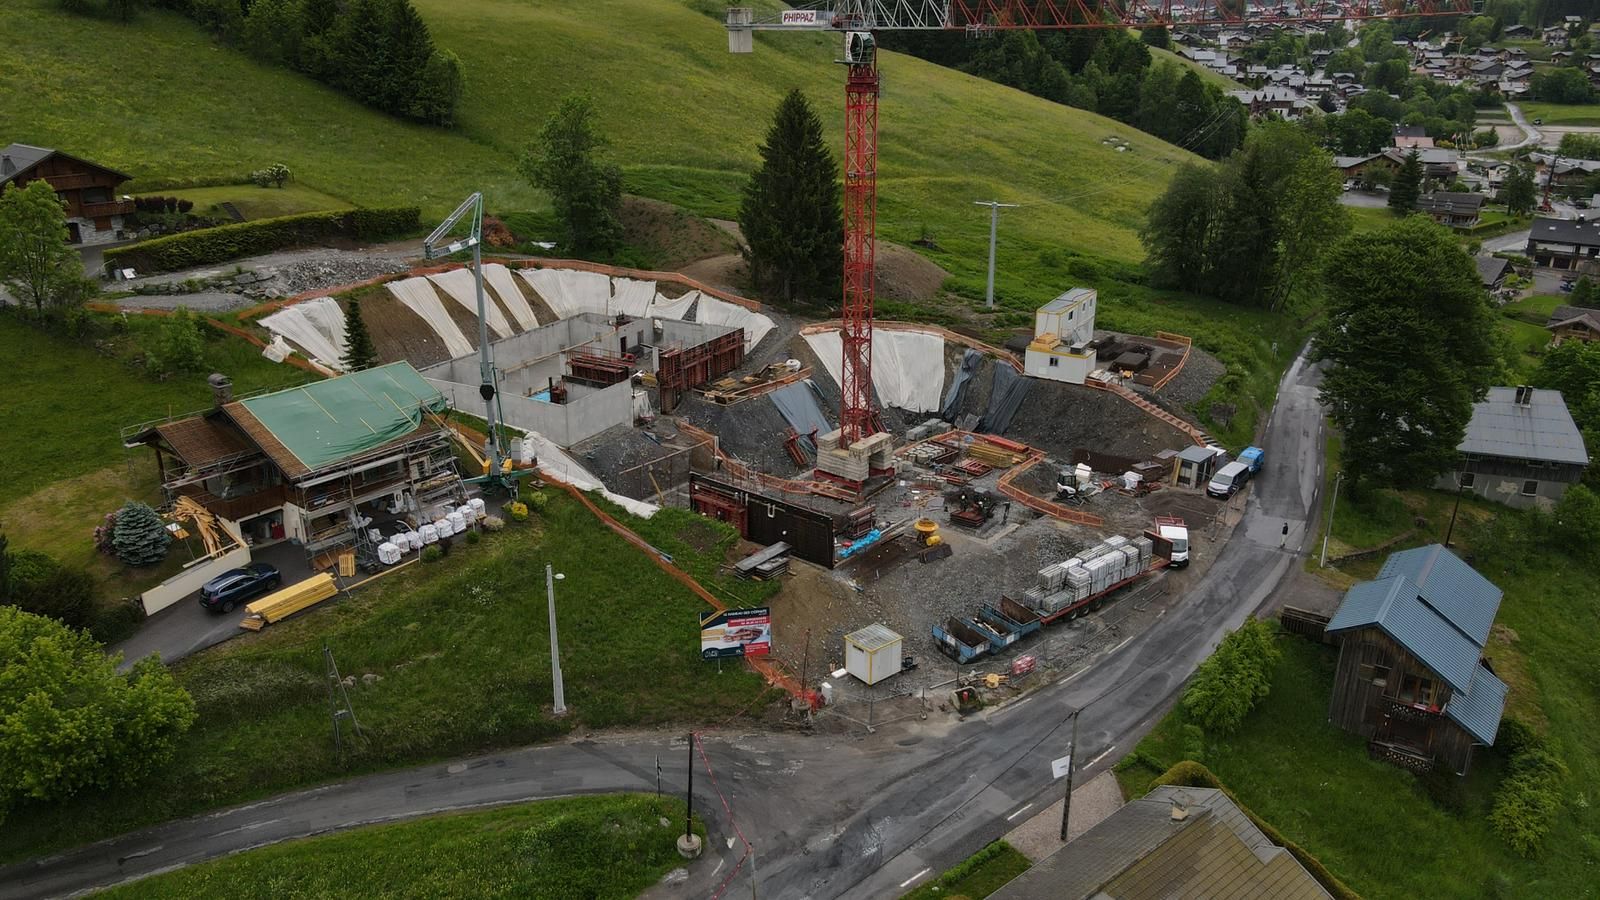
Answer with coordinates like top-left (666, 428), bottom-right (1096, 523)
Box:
top-left (198, 563), bottom-right (282, 613)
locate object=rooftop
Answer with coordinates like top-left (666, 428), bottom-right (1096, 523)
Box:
top-left (1459, 387), bottom-right (1589, 466)
top-left (1546, 304), bottom-right (1600, 332)
top-left (1529, 216), bottom-right (1600, 248)
top-left (1039, 288), bottom-right (1094, 314)
top-left (226, 362), bottom-right (446, 479)
top-left (1416, 192), bottom-right (1485, 214)
top-left (0, 142), bottom-right (132, 184)
top-left (989, 786), bottom-right (1330, 900)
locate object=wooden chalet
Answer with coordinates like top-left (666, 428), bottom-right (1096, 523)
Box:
top-left (1326, 545), bottom-right (1508, 776)
top-left (0, 143), bottom-right (134, 245)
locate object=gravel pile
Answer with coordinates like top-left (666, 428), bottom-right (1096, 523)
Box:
top-left (1003, 379), bottom-right (1189, 460)
top-left (265, 254), bottom-right (411, 295)
top-left (1152, 345), bottom-right (1226, 412)
top-left (677, 393), bottom-right (806, 477)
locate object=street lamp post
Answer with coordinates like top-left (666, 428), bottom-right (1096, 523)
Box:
top-left (547, 564), bottom-right (566, 716)
top-left (1320, 470), bottom-right (1344, 568)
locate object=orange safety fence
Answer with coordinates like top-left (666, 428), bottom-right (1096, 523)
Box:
top-left (549, 480), bottom-right (806, 703)
top-left (1150, 330), bottom-right (1194, 393)
top-left (83, 303), bottom-right (327, 375)
top-left (676, 421), bottom-right (859, 502)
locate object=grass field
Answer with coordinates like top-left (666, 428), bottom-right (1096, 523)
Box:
top-left (0, 312), bottom-right (312, 509)
top-left (1146, 45), bottom-right (1247, 91)
top-left (902, 840), bottom-right (1031, 900)
top-left (136, 183), bottom-right (352, 221)
top-left (98, 794), bottom-right (703, 899)
top-left (1123, 490), bottom-right (1600, 899)
top-left (1517, 100), bottom-right (1600, 127)
top-left (0, 491), bottom-right (777, 861)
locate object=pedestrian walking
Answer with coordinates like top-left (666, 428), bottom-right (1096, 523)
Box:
top-left (1280, 521), bottom-right (1289, 549)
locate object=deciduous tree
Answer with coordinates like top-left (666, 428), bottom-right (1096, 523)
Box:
top-left (519, 94), bottom-right (623, 256)
top-left (0, 181), bottom-right (91, 315)
top-left (1314, 217), bottom-right (1499, 489)
top-left (738, 88), bottom-right (844, 306)
top-left (0, 607), bottom-right (197, 824)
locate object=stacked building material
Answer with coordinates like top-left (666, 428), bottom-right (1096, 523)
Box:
top-left (967, 442), bottom-right (1026, 468)
top-left (1027, 533), bottom-right (1153, 614)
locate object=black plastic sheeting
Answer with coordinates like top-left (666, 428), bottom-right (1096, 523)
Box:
top-left (769, 379), bottom-right (833, 456)
top-left (941, 349), bottom-right (983, 421)
top-left (982, 362), bottom-right (1031, 434)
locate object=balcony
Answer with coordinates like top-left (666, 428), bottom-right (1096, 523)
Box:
top-left (178, 484), bottom-right (288, 523)
top-left (78, 199), bottom-right (136, 218)
top-left (1369, 739), bottom-right (1434, 774)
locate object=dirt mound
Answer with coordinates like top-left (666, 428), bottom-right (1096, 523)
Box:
top-left (349, 289), bottom-right (457, 369)
top-left (679, 254), bottom-right (747, 295)
top-left (620, 196), bottom-right (738, 271)
top-left (875, 241), bottom-right (950, 303)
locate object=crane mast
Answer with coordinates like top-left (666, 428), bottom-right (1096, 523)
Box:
top-left (727, 0), bottom-right (1474, 473)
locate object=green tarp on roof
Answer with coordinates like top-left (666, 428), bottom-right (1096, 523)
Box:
top-left (238, 362), bottom-right (445, 473)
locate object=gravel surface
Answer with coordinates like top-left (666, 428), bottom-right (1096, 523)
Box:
top-left (569, 424), bottom-right (685, 499)
top-left (1005, 379), bottom-right (1189, 460)
top-left (1154, 344), bottom-right (1225, 411)
top-left (112, 243), bottom-right (423, 310)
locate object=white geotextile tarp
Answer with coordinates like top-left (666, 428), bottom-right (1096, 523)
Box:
top-left (427, 268), bottom-right (514, 339)
top-left (386, 277), bottom-right (475, 359)
top-left (525, 430), bottom-right (658, 519)
top-left (484, 264), bottom-right (539, 331)
top-left (648, 290), bottom-right (697, 321)
top-left (519, 268), bottom-right (611, 319)
top-left (801, 327), bottom-right (946, 413)
top-left (259, 297), bottom-right (348, 371)
top-left (610, 278), bottom-right (656, 319)
top-left (696, 295), bottom-right (775, 355)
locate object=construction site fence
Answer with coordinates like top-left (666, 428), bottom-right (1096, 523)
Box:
top-left (1150, 331), bottom-right (1194, 393)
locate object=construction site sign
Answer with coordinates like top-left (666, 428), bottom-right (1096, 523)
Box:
top-left (700, 607), bottom-right (772, 660)
top-left (781, 10), bottom-right (819, 25)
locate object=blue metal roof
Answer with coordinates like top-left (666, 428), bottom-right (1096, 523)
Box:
top-left (1379, 545), bottom-right (1502, 646)
top-left (1326, 575), bottom-right (1483, 691)
top-left (1445, 663), bottom-right (1509, 746)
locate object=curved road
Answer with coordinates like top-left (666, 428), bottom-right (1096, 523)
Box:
top-left (1, 352), bottom-right (1328, 900)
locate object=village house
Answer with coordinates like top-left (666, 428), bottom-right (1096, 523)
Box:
top-left (1393, 124), bottom-right (1434, 150)
top-left (1415, 191), bottom-right (1485, 228)
top-left (1476, 255), bottom-right (1510, 291)
top-left (1439, 385), bottom-right (1589, 509)
top-left (1526, 215), bottom-right (1600, 270)
top-left (0, 143), bottom-right (134, 245)
top-left (1326, 545), bottom-right (1509, 776)
top-left (1547, 304), bottom-right (1600, 345)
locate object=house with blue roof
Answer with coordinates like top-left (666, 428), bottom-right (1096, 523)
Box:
top-left (1325, 544), bottom-right (1509, 776)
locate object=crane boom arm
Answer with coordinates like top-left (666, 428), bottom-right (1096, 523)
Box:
top-left (729, 0), bottom-right (1475, 39)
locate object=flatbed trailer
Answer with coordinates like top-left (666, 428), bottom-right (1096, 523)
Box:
top-left (1036, 557), bottom-right (1169, 627)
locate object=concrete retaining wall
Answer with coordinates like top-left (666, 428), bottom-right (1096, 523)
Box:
top-left (140, 541), bottom-right (252, 616)
top-left (428, 376), bottom-right (633, 448)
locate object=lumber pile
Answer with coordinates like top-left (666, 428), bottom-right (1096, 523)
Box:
top-left (965, 441), bottom-right (1027, 468)
top-left (240, 573), bottom-right (338, 628)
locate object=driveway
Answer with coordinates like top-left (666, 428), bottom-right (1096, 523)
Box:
top-left (1482, 229), bottom-right (1531, 255)
top-left (6, 351), bottom-right (1331, 900)
top-left (109, 541), bottom-right (315, 670)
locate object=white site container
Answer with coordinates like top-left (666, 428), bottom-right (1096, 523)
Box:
top-left (844, 624), bottom-right (904, 686)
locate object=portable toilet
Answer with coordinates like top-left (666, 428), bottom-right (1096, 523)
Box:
top-left (844, 624), bottom-right (904, 685)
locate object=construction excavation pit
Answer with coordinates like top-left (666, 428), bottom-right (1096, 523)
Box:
top-left (251, 262), bottom-right (1235, 727)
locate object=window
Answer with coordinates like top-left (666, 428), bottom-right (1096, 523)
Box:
top-left (1399, 674), bottom-right (1435, 706)
top-left (1523, 480), bottom-right (1539, 496)
top-left (1048, 357), bottom-right (1058, 368)
top-left (1459, 472), bottom-right (1475, 488)
top-left (1360, 662), bottom-right (1391, 688)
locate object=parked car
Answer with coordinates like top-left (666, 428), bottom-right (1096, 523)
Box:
top-left (1206, 461), bottom-right (1253, 499)
top-left (1533, 117), bottom-right (1543, 126)
top-left (198, 563), bottom-right (282, 613)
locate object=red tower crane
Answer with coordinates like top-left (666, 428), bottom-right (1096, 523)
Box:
top-left (727, 0), bottom-right (1474, 456)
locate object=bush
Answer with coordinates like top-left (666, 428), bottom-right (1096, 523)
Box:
top-left (3, 550), bottom-right (96, 633)
top-left (176, 199), bottom-right (194, 214)
top-left (465, 529), bottom-right (481, 545)
top-left (145, 306), bottom-right (205, 375)
top-left (1181, 617), bottom-right (1281, 735)
top-left (104, 207), bottom-right (420, 273)
top-left (1179, 724), bottom-right (1206, 764)
top-left (523, 491), bottom-right (548, 512)
top-left (508, 501), bottom-right (529, 523)
top-left (92, 509), bottom-right (119, 555)
top-left (1491, 743), bottom-right (1568, 856)
top-left (481, 515), bottom-right (505, 532)
top-left (421, 545), bottom-right (443, 564)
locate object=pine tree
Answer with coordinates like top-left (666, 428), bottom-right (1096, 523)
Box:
top-left (738, 88), bottom-right (844, 306)
top-left (111, 502), bottom-right (171, 568)
top-left (1389, 149), bottom-right (1423, 213)
top-left (383, 0), bottom-right (435, 115)
top-left (342, 298), bottom-right (378, 370)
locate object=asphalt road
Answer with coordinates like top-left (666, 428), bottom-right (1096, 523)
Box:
top-left (1502, 102), bottom-right (1543, 152)
top-left (2, 351), bottom-right (1328, 900)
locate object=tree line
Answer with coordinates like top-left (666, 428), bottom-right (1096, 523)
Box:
top-left (59, 0), bottom-right (464, 127)
top-left (879, 28), bottom-right (1247, 161)
top-left (1141, 122), bottom-right (1347, 310)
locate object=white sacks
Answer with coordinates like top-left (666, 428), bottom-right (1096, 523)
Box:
top-left (377, 542), bottom-right (402, 565)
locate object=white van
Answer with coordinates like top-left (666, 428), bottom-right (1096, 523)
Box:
top-left (1206, 461), bottom-right (1252, 499)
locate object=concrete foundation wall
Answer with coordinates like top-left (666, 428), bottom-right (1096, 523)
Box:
top-left (140, 541), bottom-right (252, 616)
top-left (428, 376), bottom-right (633, 447)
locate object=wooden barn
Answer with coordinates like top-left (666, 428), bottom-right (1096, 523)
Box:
top-left (1325, 545), bottom-right (1508, 776)
top-left (0, 143), bottom-right (134, 245)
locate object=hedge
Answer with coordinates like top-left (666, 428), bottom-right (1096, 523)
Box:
top-left (104, 207), bottom-right (420, 274)
top-left (1151, 761), bottom-right (1362, 900)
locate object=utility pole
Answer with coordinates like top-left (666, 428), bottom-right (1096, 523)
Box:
top-left (1445, 465), bottom-right (1471, 547)
top-left (974, 200), bottom-right (1018, 310)
top-left (1320, 471), bottom-right (1343, 568)
top-left (547, 564), bottom-right (566, 716)
top-left (1059, 707), bottom-right (1081, 842)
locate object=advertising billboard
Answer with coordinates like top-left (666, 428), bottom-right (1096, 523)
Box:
top-left (780, 10), bottom-right (820, 25)
top-left (700, 607), bottom-right (772, 660)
